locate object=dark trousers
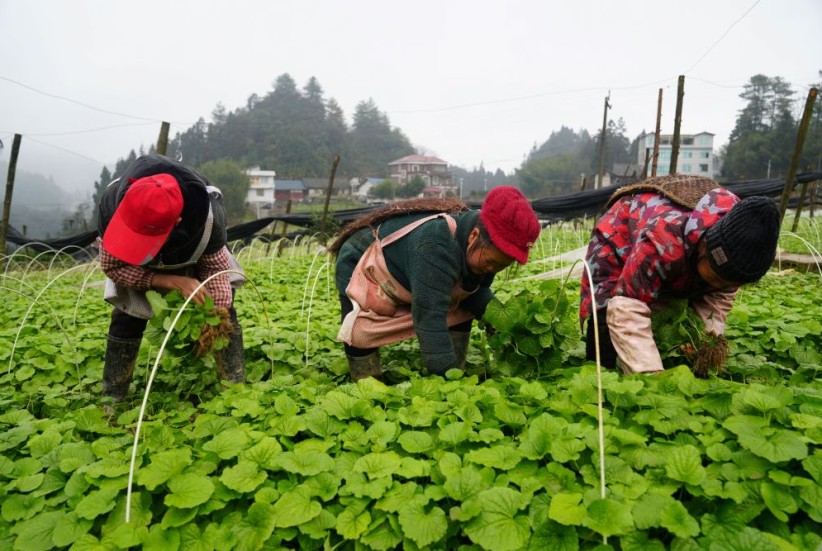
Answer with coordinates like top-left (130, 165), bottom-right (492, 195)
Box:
top-left (339, 295), bottom-right (472, 357)
top-left (585, 307), bottom-right (618, 369)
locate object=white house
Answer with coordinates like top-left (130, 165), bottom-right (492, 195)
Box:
top-left (637, 132), bottom-right (715, 177)
top-left (246, 167), bottom-right (276, 209)
top-left (349, 177), bottom-right (384, 200)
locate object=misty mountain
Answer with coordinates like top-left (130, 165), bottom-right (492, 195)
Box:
top-left (0, 161), bottom-right (80, 239)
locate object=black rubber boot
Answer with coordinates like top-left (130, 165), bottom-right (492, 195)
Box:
top-left (216, 323), bottom-right (246, 384)
top-left (102, 335), bottom-right (141, 402)
top-left (347, 351), bottom-right (382, 382)
top-left (449, 330), bottom-right (471, 369)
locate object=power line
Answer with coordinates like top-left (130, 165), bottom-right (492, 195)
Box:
top-left (683, 0), bottom-right (762, 75)
top-left (22, 136), bottom-right (107, 166)
top-left (388, 77), bottom-right (677, 115)
top-left (0, 74), bottom-right (163, 122)
top-left (4, 122), bottom-right (159, 138)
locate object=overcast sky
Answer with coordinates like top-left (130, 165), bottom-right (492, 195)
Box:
top-left (1, 0), bottom-right (820, 196)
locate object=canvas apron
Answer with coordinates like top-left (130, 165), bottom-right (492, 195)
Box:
top-left (337, 213), bottom-right (476, 349)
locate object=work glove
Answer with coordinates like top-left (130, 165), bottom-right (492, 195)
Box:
top-left (606, 296), bottom-right (664, 375)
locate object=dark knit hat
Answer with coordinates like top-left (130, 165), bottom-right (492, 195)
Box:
top-left (704, 196), bottom-right (780, 283)
top-left (480, 186), bottom-right (541, 264)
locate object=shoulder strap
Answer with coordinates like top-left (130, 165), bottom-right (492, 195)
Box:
top-left (380, 213), bottom-right (456, 248)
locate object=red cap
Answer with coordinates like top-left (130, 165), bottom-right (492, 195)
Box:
top-left (479, 186), bottom-right (541, 264)
top-left (102, 174), bottom-right (183, 265)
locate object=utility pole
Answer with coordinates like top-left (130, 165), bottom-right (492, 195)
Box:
top-left (670, 76), bottom-right (685, 174)
top-left (652, 88), bottom-right (663, 177)
top-left (597, 92), bottom-right (611, 189)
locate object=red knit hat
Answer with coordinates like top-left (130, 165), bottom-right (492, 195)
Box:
top-left (102, 174), bottom-right (183, 265)
top-left (479, 186), bottom-right (541, 264)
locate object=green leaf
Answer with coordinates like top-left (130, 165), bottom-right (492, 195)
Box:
top-left (529, 520), bottom-right (579, 551)
top-left (398, 503), bottom-right (447, 548)
top-left (58, 442), bottom-right (95, 473)
top-left (299, 509), bottom-right (336, 540)
top-left (438, 421), bottom-right (473, 445)
top-left (665, 445), bottom-right (706, 485)
top-left (761, 481), bottom-right (798, 521)
top-left (443, 466), bottom-right (485, 501)
top-left (240, 436), bottom-right (282, 470)
top-left (51, 511), bottom-right (93, 547)
top-left (11, 510), bottom-right (62, 551)
top-left (272, 489), bottom-right (321, 527)
top-left (550, 435), bottom-right (586, 463)
top-left (549, 493), bottom-right (585, 526)
top-left (137, 447), bottom-right (193, 491)
top-left (464, 487), bottom-right (530, 551)
top-left (322, 391), bottom-right (369, 420)
top-left (802, 452), bottom-right (822, 484)
top-left (201, 428), bottom-right (250, 459)
top-left (582, 498), bottom-right (634, 537)
top-left (164, 473), bottom-right (215, 508)
top-left (2, 493), bottom-right (44, 522)
top-left (659, 500), bottom-right (700, 538)
top-left (229, 502), bottom-right (277, 550)
top-left (278, 450), bottom-right (334, 476)
top-left (465, 445), bottom-right (521, 470)
top-left (725, 415), bottom-right (808, 463)
top-left (161, 506), bottom-right (199, 529)
top-left (360, 516), bottom-right (402, 550)
top-left (397, 431), bottom-right (434, 453)
top-left (336, 507), bottom-right (371, 540)
top-left (26, 431), bottom-right (62, 459)
top-left (353, 451), bottom-right (402, 479)
top-left (75, 487), bottom-right (119, 520)
top-left (220, 460), bottom-right (267, 493)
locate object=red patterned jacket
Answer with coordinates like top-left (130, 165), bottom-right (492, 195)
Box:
top-left (580, 188), bottom-right (740, 324)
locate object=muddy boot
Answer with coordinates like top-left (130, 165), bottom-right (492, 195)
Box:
top-left (102, 335), bottom-right (141, 402)
top-left (347, 351), bottom-right (382, 382)
top-left (216, 324), bottom-right (246, 385)
top-left (449, 330), bottom-right (471, 369)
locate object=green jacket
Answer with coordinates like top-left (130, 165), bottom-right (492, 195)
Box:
top-left (335, 210), bottom-right (495, 372)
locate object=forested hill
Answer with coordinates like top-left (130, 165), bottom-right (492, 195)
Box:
top-left (165, 73), bottom-right (415, 180)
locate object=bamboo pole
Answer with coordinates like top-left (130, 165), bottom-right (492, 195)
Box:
top-left (156, 121), bottom-right (170, 156)
top-left (652, 88), bottom-right (663, 177)
top-left (779, 87), bottom-right (818, 226)
top-left (1, 134), bottom-right (22, 254)
top-left (320, 155), bottom-right (341, 234)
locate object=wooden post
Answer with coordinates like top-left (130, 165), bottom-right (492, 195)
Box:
top-left (652, 88), bottom-right (663, 177)
top-left (1, 134), bottom-right (22, 254)
top-left (156, 121), bottom-right (170, 156)
top-left (791, 175), bottom-right (818, 232)
top-left (320, 155), bottom-right (341, 233)
top-left (670, 76), bottom-right (685, 174)
top-left (779, 87), bottom-right (818, 226)
top-left (597, 92), bottom-right (611, 189)
top-left (275, 199), bottom-right (293, 257)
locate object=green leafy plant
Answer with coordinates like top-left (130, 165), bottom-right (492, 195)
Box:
top-left (482, 279), bottom-right (580, 377)
top-left (143, 290), bottom-right (232, 400)
top-left (652, 300), bottom-right (730, 377)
